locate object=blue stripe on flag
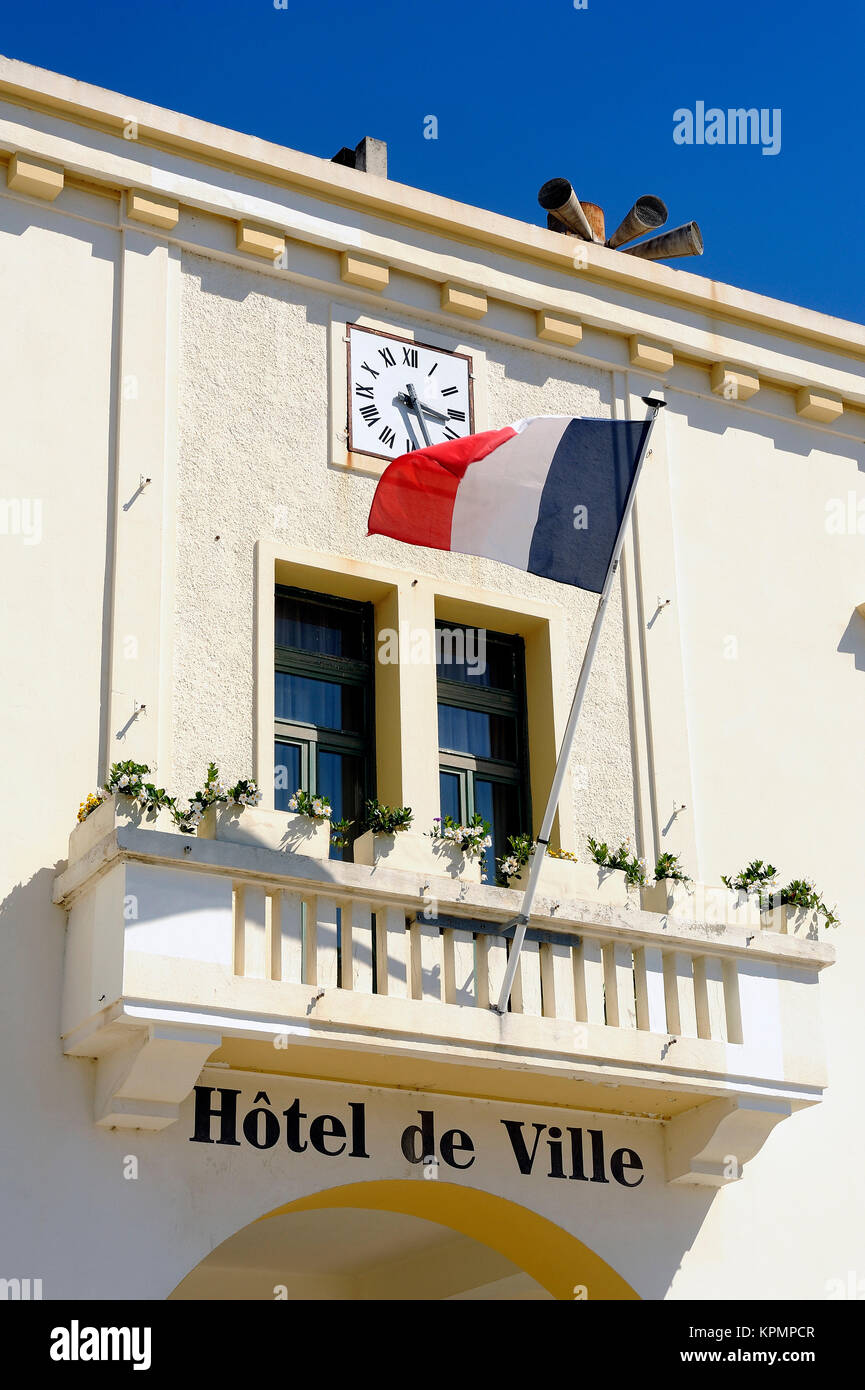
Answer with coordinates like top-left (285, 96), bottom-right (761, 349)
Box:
top-left (526, 419), bottom-right (650, 592)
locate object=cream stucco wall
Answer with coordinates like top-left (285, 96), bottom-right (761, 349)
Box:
top-left (0, 58), bottom-right (863, 1303)
top-left (173, 252), bottom-right (636, 850)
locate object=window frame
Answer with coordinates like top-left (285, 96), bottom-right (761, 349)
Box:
top-left (274, 584), bottom-right (376, 832)
top-left (436, 620), bottom-right (531, 846)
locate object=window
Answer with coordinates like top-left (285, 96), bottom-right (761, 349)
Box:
top-left (274, 586), bottom-right (374, 856)
top-left (436, 621), bottom-right (530, 882)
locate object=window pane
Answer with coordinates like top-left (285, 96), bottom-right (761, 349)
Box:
top-left (474, 779), bottom-right (520, 885)
top-left (318, 749), bottom-right (365, 859)
top-left (439, 771), bottom-right (462, 824)
top-left (276, 671), bottom-right (363, 732)
top-left (276, 593), bottom-right (363, 658)
top-left (435, 623), bottom-right (517, 688)
top-left (437, 703), bottom-right (516, 761)
top-left (274, 741), bottom-right (302, 811)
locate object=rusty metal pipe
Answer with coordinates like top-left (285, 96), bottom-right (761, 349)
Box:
top-left (538, 178), bottom-right (596, 242)
top-left (622, 221), bottom-right (704, 260)
top-left (607, 195), bottom-right (668, 249)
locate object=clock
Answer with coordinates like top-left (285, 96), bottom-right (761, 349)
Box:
top-left (347, 323), bottom-right (474, 462)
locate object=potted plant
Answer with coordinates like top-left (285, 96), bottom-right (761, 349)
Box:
top-left (352, 799), bottom-right (431, 871)
top-left (429, 814), bottom-right (490, 883)
top-left (71, 760), bottom-right (179, 858)
top-left (720, 859), bottom-right (777, 927)
top-left (641, 851), bottom-right (695, 918)
top-left (498, 834), bottom-right (639, 907)
top-left (761, 879), bottom-right (839, 938)
top-left (196, 770), bottom-right (330, 859)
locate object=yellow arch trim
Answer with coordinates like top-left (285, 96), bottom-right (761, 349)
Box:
top-left (261, 1180), bottom-right (639, 1301)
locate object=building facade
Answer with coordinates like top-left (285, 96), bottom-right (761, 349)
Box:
top-left (1, 56), bottom-right (862, 1301)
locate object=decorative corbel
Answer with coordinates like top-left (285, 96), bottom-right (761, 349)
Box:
top-left (664, 1095), bottom-right (792, 1186)
top-left (94, 1024), bottom-right (223, 1131)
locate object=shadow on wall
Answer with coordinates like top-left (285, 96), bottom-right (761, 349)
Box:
top-left (838, 609), bottom-right (865, 672)
top-left (0, 864), bottom-right (78, 1079)
top-left (191, 252), bottom-right (331, 325)
top-left (673, 392), bottom-right (865, 464)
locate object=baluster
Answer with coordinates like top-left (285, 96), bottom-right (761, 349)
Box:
top-left (272, 889), bottom-right (303, 982)
top-left (663, 951), bottom-right (698, 1037)
top-left (410, 918), bottom-right (444, 1002)
top-left (510, 939), bottom-right (542, 1017)
top-left (603, 943), bottom-right (637, 1029)
top-left (723, 959), bottom-right (743, 1044)
top-left (443, 928), bottom-right (476, 1006)
top-left (306, 895), bottom-right (338, 990)
top-left (694, 955), bottom-right (727, 1040)
top-left (476, 934), bottom-right (507, 1010)
top-left (633, 945), bottom-right (667, 1032)
top-left (233, 884), bottom-right (267, 979)
top-left (540, 941), bottom-right (576, 1020)
top-left (342, 900), bottom-right (374, 993)
top-left (574, 938), bottom-right (605, 1024)
top-left (374, 905), bottom-right (409, 997)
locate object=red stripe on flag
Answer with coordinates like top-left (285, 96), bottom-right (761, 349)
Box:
top-left (367, 427), bottom-right (516, 550)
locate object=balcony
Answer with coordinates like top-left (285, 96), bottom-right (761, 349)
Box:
top-left (54, 802), bottom-right (834, 1186)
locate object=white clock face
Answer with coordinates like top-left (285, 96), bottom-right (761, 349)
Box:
top-left (347, 324), bottom-right (473, 461)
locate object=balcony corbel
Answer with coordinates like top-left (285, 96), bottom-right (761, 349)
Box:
top-left (93, 1022), bottom-right (223, 1131)
top-left (663, 1095), bottom-right (792, 1186)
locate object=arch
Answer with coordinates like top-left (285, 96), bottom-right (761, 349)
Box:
top-left (259, 1180), bottom-right (639, 1301)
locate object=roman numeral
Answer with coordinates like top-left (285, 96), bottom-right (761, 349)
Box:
top-left (379, 426), bottom-right (396, 448)
top-left (427, 362), bottom-right (438, 376)
top-left (360, 404), bottom-right (380, 425)
top-left (441, 386), bottom-right (458, 396)
top-left (447, 408), bottom-right (466, 421)
top-left (360, 361), bottom-right (379, 378)
top-left (378, 346), bottom-right (396, 367)
top-left (402, 346), bottom-right (418, 368)
top-left (405, 438), bottom-right (418, 452)
top-left (443, 426), bottom-right (459, 440)
top-left (355, 383), bottom-right (374, 398)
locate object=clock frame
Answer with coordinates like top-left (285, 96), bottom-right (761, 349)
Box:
top-left (346, 322), bottom-right (475, 464)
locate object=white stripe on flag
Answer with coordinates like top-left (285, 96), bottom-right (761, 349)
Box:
top-left (449, 417), bottom-right (571, 568)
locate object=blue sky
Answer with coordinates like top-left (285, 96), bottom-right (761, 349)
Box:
top-left (3, 0), bottom-right (863, 321)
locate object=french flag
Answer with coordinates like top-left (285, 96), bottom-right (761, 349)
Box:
top-left (367, 415), bottom-right (652, 593)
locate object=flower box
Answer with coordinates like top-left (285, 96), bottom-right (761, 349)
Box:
top-left (69, 793), bottom-right (177, 861)
top-left (722, 888), bottom-right (765, 927)
top-left (640, 878), bottom-right (697, 919)
top-left (430, 840), bottom-right (483, 883)
top-left (510, 856), bottom-right (630, 906)
top-left (197, 805), bottom-right (331, 859)
top-left (352, 830), bottom-right (481, 881)
top-left (354, 830), bottom-right (430, 874)
top-left (760, 904), bottom-right (821, 940)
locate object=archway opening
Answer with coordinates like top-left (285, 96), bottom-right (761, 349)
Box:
top-left (170, 1180), bottom-right (639, 1301)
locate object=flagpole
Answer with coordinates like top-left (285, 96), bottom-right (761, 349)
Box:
top-left (493, 395), bottom-right (666, 1015)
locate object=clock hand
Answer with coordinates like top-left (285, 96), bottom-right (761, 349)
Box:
top-left (397, 387), bottom-right (449, 424)
top-left (404, 382), bottom-right (432, 446)
top-left (403, 413), bottom-right (421, 451)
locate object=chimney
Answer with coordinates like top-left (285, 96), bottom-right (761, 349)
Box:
top-left (331, 137), bottom-right (387, 178)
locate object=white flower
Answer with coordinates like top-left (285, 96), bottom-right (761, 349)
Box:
top-left (482, 836), bottom-right (492, 848)
top-left (288, 796), bottom-right (298, 811)
top-left (118, 773), bottom-right (129, 788)
top-left (312, 799), bottom-right (323, 815)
